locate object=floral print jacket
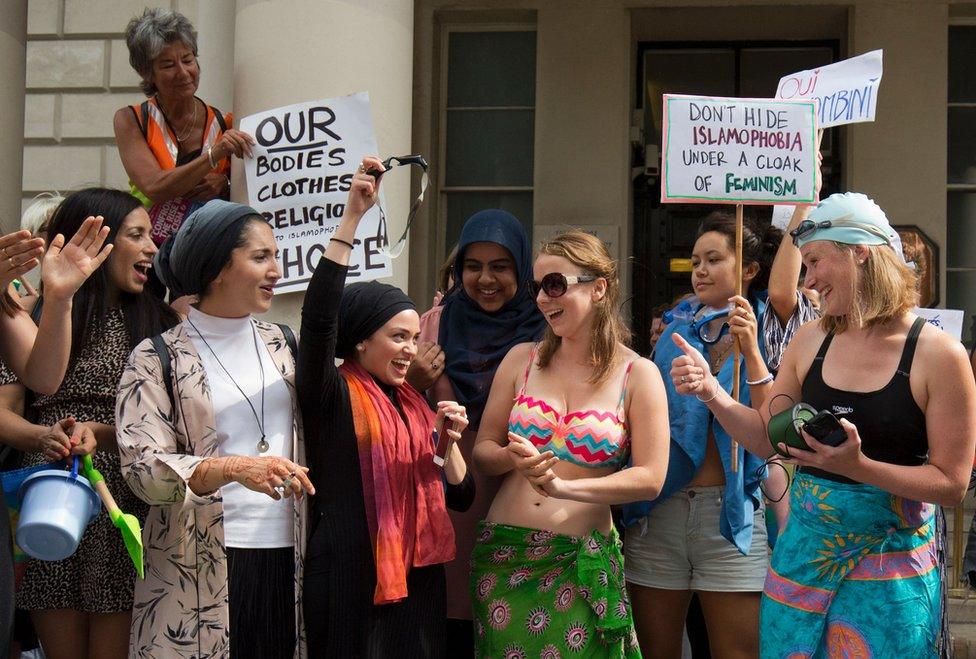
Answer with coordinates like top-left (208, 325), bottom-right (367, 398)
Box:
top-left (116, 321), bottom-right (307, 658)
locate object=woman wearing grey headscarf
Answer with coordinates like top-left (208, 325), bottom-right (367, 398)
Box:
top-left (116, 200), bottom-right (312, 658)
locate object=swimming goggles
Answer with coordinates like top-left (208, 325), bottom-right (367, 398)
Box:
top-left (690, 307), bottom-right (732, 345)
top-left (789, 215), bottom-right (892, 247)
top-left (365, 155), bottom-right (430, 259)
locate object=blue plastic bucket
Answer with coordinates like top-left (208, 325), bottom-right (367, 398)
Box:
top-left (17, 468), bottom-right (100, 561)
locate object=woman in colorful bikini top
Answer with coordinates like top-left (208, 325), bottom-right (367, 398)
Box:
top-left (470, 230), bottom-right (670, 658)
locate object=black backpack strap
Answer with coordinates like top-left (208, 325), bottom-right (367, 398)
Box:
top-left (150, 334), bottom-right (175, 410)
top-left (137, 101), bottom-right (151, 140)
top-left (275, 323), bottom-right (297, 359)
top-left (211, 105), bottom-right (228, 133)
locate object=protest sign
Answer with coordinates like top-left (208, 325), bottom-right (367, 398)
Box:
top-left (240, 92), bottom-right (392, 294)
top-left (660, 94), bottom-right (818, 205)
top-left (775, 50), bottom-right (883, 128)
top-left (771, 205), bottom-right (795, 230)
top-left (913, 308), bottom-right (965, 342)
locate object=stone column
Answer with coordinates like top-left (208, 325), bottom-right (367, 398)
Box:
top-left (233, 0), bottom-right (415, 328)
top-left (0, 2), bottom-right (27, 233)
top-left (178, 0), bottom-right (236, 112)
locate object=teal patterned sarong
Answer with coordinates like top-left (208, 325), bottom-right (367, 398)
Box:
top-left (761, 472), bottom-right (940, 658)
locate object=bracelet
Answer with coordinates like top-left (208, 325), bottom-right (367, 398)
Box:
top-left (207, 146), bottom-right (218, 169)
top-left (330, 237), bottom-right (355, 250)
top-left (746, 374), bottom-right (774, 386)
top-left (696, 386), bottom-right (719, 403)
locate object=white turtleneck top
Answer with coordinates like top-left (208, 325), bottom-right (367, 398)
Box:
top-left (185, 307), bottom-right (294, 548)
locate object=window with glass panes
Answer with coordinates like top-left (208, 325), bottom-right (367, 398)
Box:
top-left (440, 29), bottom-right (536, 255)
top-left (948, 25), bottom-right (976, 348)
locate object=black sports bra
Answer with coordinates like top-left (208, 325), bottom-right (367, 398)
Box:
top-left (799, 317), bottom-right (928, 483)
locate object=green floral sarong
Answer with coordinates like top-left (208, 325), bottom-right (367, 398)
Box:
top-left (471, 521), bottom-right (641, 658)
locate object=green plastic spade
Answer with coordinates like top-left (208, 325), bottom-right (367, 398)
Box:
top-left (82, 454), bottom-right (144, 579)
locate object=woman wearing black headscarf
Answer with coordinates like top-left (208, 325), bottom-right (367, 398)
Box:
top-left (116, 200), bottom-right (312, 658)
top-left (299, 157), bottom-right (474, 658)
top-left (406, 209), bottom-right (545, 649)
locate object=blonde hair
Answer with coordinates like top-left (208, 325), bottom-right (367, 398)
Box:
top-left (536, 230), bottom-right (631, 384)
top-left (21, 192), bottom-right (64, 236)
top-left (820, 242), bottom-right (918, 334)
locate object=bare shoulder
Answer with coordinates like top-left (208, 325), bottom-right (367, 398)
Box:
top-left (496, 341), bottom-right (536, 376)
top-left (916, 321), bottom-right (970, 376)
top-left (113, 105), bottom-right (137, 128)
top-left (623, 351), bottom-right (661, 381)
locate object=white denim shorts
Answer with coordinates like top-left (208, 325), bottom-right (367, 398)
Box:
top-left (624, 485), bottom-right (769, 592)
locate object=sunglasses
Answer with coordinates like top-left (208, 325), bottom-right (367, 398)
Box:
top-left (530, 273), bottom-right (598, 299)
top-left (789, 216), bottom-right (892, 247)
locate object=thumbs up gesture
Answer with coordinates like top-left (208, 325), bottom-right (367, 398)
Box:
top-left (670, 334), bottom-right (720, 402)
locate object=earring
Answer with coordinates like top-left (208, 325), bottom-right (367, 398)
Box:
top-left (356, 343), bottom-right (365, 352)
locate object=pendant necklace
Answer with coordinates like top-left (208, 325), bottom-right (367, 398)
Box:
top-left (158, 96), bottom-right (199, 144)
top-left (188, 317), bottom-right (269, 453)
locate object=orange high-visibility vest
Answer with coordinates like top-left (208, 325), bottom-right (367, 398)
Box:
top-left (128, 97), bottom-right (233, 244)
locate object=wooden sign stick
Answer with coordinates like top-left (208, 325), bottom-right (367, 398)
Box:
top-left (731, 203), bottom-right (744, 473)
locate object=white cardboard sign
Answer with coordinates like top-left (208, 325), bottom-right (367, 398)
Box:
top-left (775, 50), bottom-right (883, 128)
top-left (240, 92), bottom-right (392, 294)
top-left (913, 308), bottom-right (965, 342)
top-left (660, 94), bottom-right (818, 205)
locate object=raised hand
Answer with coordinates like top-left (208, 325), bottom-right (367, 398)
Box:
top-left (435, 400), bottom-right (468, 436)
top-left (41, 216), bottom-right (113, 301)
top-left (213, 129), bottom-right (255, 160)
top-left (727, 295), bottom-right (761, 360)
top-left (670, 333), bottom-right (720, 401)
top-left (346, 156), bottom-right (385, 219)
top-left (0, 230), bottom-right (45, 292)
top-left (407, 341), bottom-right (445, 391)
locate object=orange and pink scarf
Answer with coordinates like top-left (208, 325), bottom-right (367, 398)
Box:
top-left (341, 360), bottom-right (456, 604)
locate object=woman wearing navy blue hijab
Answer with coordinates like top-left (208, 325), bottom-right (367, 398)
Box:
top-left (407, 209), bottom-right (545, 652)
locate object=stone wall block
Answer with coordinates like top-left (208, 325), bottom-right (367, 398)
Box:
top-left (64, 0), bottom-right (153, 35)
top-left (27, 40), bottom-right (105, 89)
top-left (28, 0), bottom-right (60, 37)
top-left (61, 92), bottom-right (142, 138)
top-left (23, 145), bottom-right (102, 193)
top-left (104, 145), bottom-right (131, 190)
top-left (25, 94), bottom-right (58, 140)
top-left (110, 39), bottom-right (142, 89)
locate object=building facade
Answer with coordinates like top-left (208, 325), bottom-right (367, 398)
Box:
top-left (4, 0), bottom-right (975, 346)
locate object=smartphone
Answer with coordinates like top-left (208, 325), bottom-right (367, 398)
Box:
top-left (801, 410), bottom-right (847, 447)
top-left (433, 420), bottom-right (461, 468)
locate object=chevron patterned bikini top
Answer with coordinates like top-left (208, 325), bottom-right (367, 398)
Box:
top-left (508, 345), bottom-right (634, 469)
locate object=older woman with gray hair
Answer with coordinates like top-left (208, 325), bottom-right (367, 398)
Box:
top-left (113, 7), bottom-right (254, 255)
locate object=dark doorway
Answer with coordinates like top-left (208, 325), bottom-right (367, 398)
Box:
top-left (631, 41), bottom-right (841, 356)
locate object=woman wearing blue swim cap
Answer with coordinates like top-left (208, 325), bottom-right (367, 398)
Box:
top-left (670, 192), bottom-right (976, 657)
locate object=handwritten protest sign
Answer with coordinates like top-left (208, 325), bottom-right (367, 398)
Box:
top-left (660, 94), bottom-right (818, 205)
top-left (240, 92), bottom-right (391, 294)
top-left (913, 308), bottom-right (965, 342)
top-left (776, 50), bottom-right (883, 128)
top-left (771, 205), bottom-right (795, 230)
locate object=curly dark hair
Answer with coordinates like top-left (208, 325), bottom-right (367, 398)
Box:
top-left (697, 209), bottom-right (783, 293)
